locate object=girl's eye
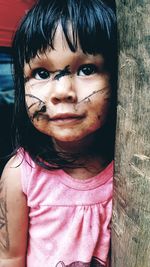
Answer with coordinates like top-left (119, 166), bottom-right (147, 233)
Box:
top-left (32, 68), bottom-right (50, 80)
top-left (77, 64), bottom-right (98, 76)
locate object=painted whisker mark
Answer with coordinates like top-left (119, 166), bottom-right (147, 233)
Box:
top-left (32, 104), bottom-right (47, 121)
top-left (28, 102), bottom-right (39, 110)
top-left (25, 94), bottom-right (47, 121)
top-left (77, 86), bottom-right (108, 105)
top-left (25, 94), bottom-right (45, 105)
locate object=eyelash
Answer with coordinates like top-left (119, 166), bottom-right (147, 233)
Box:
top-left (32, 68), bottom-right (50, 80)
top-left (28, 64), bottom-right (99, 81)
top-left (77, 64), bottom-right (99, 76)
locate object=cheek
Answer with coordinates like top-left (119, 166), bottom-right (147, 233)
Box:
top-left (76, 77), bottom-right (111, 111)
top-left (25, 85), bottom-right (47, 121)
top-left (89, 95), bottom-right (111, 127)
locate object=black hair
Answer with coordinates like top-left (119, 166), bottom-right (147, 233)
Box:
top-left (12, 0), bottom-right (117, 170)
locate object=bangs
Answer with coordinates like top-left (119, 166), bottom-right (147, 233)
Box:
top-left (13, 0), bottom-right (116, 68)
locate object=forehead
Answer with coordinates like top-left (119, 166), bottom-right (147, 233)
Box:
top-left (24, 26), bottom-right (105, 71)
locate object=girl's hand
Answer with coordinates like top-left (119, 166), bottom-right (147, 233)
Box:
top-left (0, 156), bottom-right (29, 267)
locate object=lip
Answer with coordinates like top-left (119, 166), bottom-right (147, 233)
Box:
top-left (49, 113), bottom-right (85, 124)
top-left (50, 113), bottom-right (84, 120)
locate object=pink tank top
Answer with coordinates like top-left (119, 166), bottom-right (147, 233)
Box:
top-left (20, 152), bottom-right (113, 267)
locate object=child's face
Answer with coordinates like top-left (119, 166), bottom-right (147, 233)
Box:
top-left (24, 26), bottom-right (111, 147)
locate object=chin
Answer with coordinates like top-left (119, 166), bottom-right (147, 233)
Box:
top-left (53, 130), bottom-right (97, 144)
top-left (54, 135), bottom-right (83, 143)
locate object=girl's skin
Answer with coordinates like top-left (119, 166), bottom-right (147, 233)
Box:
top-left (25, 26), bottom-right (111, 177)
top-left (0, 26), bottom-right (111, 266)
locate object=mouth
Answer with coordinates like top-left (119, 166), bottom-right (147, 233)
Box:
top-left (49, 113), bottom-right (85, 125)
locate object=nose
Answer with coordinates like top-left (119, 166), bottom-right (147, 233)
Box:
top-left (50, 76), bottom-right (77, 105)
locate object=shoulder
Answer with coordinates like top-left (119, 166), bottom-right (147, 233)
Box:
top-left (0, 154), bottom-right (24, 206)
top-left (0, 155), bottom-right (29, 260)
top-left (1, 155), bottom-right (22, 187)
top-left (1, 152), bottom-right (36, 195)
top-left (0, 153), bottom-right (28, 217)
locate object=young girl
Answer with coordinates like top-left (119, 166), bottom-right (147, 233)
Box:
top-left (0, 0), bottom-right (117, 266)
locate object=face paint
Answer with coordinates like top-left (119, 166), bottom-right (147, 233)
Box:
top-left (25, 83), bottom-right (111, 125)
top-left (24, 26), bottom-right (111, 143)
top-left (32, 104), bottom-right (47, 121)
top-left (26, 94), bottom-right (45, 109)
top-left (76, 86), bottom-right (109, 106)
top-left (53, 65), bottom-right (71, 81)
top-left (25, 94), bottom-right (47, 121)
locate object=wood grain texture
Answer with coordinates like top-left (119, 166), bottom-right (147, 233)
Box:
top-left (112, 1), bottom-right (150, 266)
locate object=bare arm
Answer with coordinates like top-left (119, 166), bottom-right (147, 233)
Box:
top-left (0, 156), bottom-right (29, 267)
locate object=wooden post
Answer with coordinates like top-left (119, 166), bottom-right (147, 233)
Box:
top-left (112, 1), bottom-right (150, 266)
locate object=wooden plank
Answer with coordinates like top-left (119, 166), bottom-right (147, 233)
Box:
top-left (112, 1), bottom-right (150, 266)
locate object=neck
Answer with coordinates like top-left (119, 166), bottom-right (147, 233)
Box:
top-left (63, 155), bottom-right (109, 179)
top-left (52, 131), bottom-right (110, 179)
top-left (53, 133), bottom-right (96, 155)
